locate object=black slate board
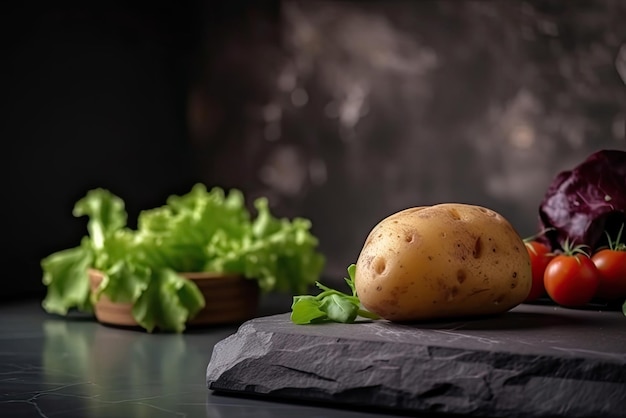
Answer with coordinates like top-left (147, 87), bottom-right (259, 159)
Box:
top-left (206, 304), bottom-right (626, 418)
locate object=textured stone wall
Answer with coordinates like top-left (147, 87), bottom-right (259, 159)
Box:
top-left (6, 2), bottom-right (624, 297)
top-left (189, 0), bottom-right (626, 280)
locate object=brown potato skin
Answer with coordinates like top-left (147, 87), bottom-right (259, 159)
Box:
top-left (355, 204), bottom-right (531, 321)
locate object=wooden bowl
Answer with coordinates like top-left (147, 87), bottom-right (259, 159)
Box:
top-left (88, 269), bottom-right (260, 329)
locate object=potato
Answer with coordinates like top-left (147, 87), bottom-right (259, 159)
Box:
top-left (355, 203), bottom-right (531, 321)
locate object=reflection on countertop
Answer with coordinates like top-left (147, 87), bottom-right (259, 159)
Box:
top-left (0, 298), bottom-right (409, 418)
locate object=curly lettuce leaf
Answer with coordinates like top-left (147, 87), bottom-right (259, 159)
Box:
top-left (41, 239), bottom-right (94, 315)
top-left (135, 185), bottom-right (251, 273)
top-left (132, 269), bottom-right (205, 333)
top-left (42, 183), bottom-right (325, 332)
top-left (203, 199), bottom-right (325, 293)
top-left (139, 185), bottom-right (325, 294)
top-left (94, 261), bottom-right (150, 304)
top-left (42, 189), bottom-right (128, 315)
top-left (96, 228), bottom-right (141, 271)
top-left (73, 188), bottom-right (127, 256)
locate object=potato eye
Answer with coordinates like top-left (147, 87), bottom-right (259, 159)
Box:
top-left (448, 208), bottom-right (461, 220)
top-left (373, 257), bottom-right (387, 275)
top-left (456, 269), bottom-right (466, 284)
top-left (478, 207), bottom-right (497, 217)
top-left (472, 237), bottom-right (483, 259)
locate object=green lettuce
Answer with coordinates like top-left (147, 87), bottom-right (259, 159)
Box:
top-left (41, 184), bottom-right (325, 332)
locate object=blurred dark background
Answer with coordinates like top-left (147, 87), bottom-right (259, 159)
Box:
top-left (3, 1), bottom-right (625, 300)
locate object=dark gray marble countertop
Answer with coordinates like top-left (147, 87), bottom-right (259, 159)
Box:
top-left (0, 299), bottom-right (411, 418)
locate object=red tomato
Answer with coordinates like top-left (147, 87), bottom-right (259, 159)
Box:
top-left (524, 241), bottom-right (553, 302)
top-left (591, 249), bottom-right (626, 300)
top-left (543, 254), bottom-right (599, 307)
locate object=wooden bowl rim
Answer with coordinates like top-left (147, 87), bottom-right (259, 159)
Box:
top-left (87, 268), bottom-right (260, 328)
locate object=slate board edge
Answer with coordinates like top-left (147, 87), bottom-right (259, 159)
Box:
top-left (206, 316), bottom-right (626, 418)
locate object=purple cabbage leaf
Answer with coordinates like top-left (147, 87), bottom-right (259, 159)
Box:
top-left (538, 149), bottom-right (626, 252)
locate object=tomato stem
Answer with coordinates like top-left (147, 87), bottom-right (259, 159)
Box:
top-left (604, 223), bottom-right (625, 252)
top-left (559, 239), bottom-right (590, 258)
top-left (523, 228), bottom-right (555, 243)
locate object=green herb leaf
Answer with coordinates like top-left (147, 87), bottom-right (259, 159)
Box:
top-left (345, 263), bottom-right (357, 296)
top-left (320, 293), bottom-right (359, 323)
top-left (290, 295), bottom-right (328, 324)
top-left (356, 308), bottom-right (382, 320)
top-left (290, 264), bottom-right (379, 325)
